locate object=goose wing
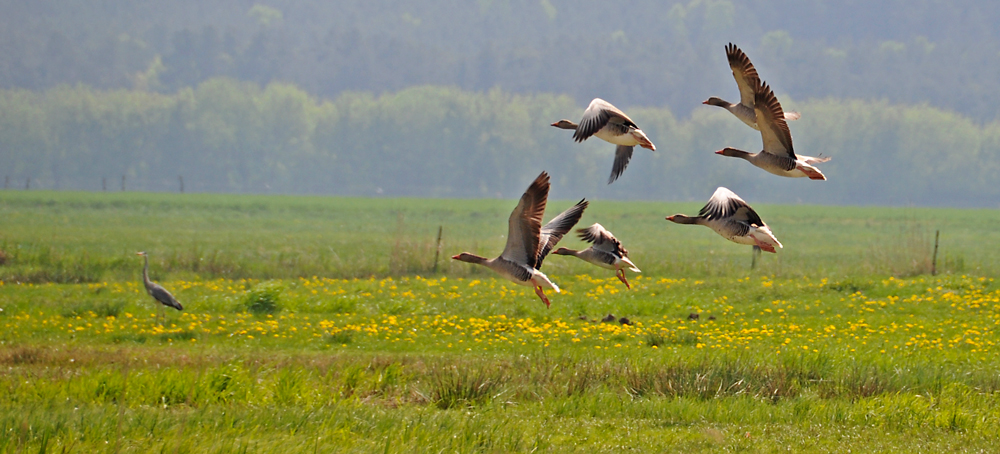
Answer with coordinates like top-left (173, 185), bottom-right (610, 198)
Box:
top-left (574, 98), bottom-right (636, 142)
top-left (537, 199), bottom-right (589, 268)
top-left (500, 171), bottom-right (549, 269)
top-left (753, 80), bottom-right (796, 160)
top-left (578, 223), bottom-right (626, 256)
top-left (699, 187), bottom-right (765, 226)
top-left (608, 145), bottom-right (635, 184)
top-left (726, 43), bottom-right (760, 108)
top-left (802, 154), bottom-right (831, 165)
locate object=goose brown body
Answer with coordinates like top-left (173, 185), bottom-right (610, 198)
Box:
top-left (665, 187), bottom-right (782, 253)
top-left (552, 223), bottom-right (640, 289)
top-left (552, 98), bottom-right (656, 184)
top-left (715, 79), bottom-right (830, 180)
top-left (703, 43), bottom-right (801, 130)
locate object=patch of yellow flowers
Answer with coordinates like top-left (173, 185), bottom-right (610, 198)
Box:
top-left (2, 275), bottom-right (997, 358)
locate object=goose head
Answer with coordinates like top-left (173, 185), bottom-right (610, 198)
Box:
top-left (702, 97), bottom-right (729, 107)
top-left (665, 214), bottom-right (700, 225)
top-left (550, 119), bottom-right (578, 130)
top-left (715, 147), bottom-right (751, 158)
top-left (451, 252), bottom-right (486, 264)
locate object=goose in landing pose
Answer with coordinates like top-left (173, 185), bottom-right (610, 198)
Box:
top-left (716, 79), bottom-right (830, 180)
top-left (665, 187), bottom-right (782, 253)
top-left (551, 98), bottom-right (656, 184)
top-left (452, 171), bottom-right (588, 307)
top-left (136, 251), bottom-right (183, 323)
top-left (552, 223), bottom-right (641, 289)
top-left (703, 43), bottom-right (800, 130)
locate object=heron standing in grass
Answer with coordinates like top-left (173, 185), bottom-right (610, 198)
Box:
top-left (136, 251), bottom-right (182, 323)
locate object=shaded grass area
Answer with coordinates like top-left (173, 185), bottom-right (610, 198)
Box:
top-left (2, 191), bottom-right (998, 283)
top-left (1, 346), bottom-right (998, 452)
top-left (3, 345), bottom-right (999, 409)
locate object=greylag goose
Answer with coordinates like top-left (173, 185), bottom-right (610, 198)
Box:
top-left (716, 79), bottom-right (830, 180)
top-left (551, 98), bottom-right (656, 184)
top-left (703, 43), bottom-right (800, 130)
top-left (452, 171), bottom-right (588, 307)
top-left (665, 187), bottom-right (782, 253)
top-left (552, 223), bottom-right (641, 289)
top-left (137, 251), bottom-right (183, 323)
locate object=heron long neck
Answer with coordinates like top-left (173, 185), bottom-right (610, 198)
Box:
top-left (142, 255), bottom-right (151, 287)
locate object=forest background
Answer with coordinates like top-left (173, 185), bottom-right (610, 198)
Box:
top-left (1, 0), bottom-right (999, 207)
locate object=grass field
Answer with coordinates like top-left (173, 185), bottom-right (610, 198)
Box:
top-left (1, 191), bottom-right (999, 452)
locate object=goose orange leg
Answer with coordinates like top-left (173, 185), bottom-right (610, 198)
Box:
top-left (753, 238), bottom-right (777, 253)
top-left (534, 285), bottom-right (551, 308)
top-left (616, 269), bottom-right (631, 289)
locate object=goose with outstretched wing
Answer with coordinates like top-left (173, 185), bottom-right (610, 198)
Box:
top-left (452, 171), bottom-right (588, 307)
top-left (703, 43), bottom-right (801, 130)
top-left (665, 187), bottom-right (782, 253)
top-left (715, 79), bottom-right (830, 180)
top-left (553, 223), bottom-right (641, 289)
top-left (552, 98), bottom-right (656, 184)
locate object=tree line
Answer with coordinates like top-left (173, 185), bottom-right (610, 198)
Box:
top-left (1, 79), bottom-right (997, 207)
top-left (3, 0), bottom-right (1000, 121)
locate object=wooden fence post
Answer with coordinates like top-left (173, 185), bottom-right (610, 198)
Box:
top-left (433, 226), bottom-right (444, 273)
top-left (931, 230), bottom-right (940, 276)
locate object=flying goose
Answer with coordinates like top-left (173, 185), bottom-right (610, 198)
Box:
top-left (136, 251), bottom-right (183, 323)
top-left (665, 187), bottom-right (782, 253)
top-left (703, 43), bottom-right (800, 130)
top-left (716, 78), bottom-right (830, 180)
top-left (551, 98), bottom-right (656, 184)
top-left (552, 223), bottom-right (641, 289)
top-left (452, 171), bottom-right (588, 307)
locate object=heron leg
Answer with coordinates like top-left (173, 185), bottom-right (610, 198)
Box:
top-left (616, 269), bottom-right (631, 289)
top-left (534, 285), bottom-right (551, 308)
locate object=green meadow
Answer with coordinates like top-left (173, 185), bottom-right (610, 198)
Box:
top-left (1, 191), bottom-right (999, 452)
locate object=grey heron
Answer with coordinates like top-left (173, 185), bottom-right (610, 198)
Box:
top-left (136, 251), bottom-right (182, 323)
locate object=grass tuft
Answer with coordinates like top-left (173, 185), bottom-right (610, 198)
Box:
top-left (427, 364), bottom-right (508, 410)
top-left (242, 281), bottom-right (285, 315)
